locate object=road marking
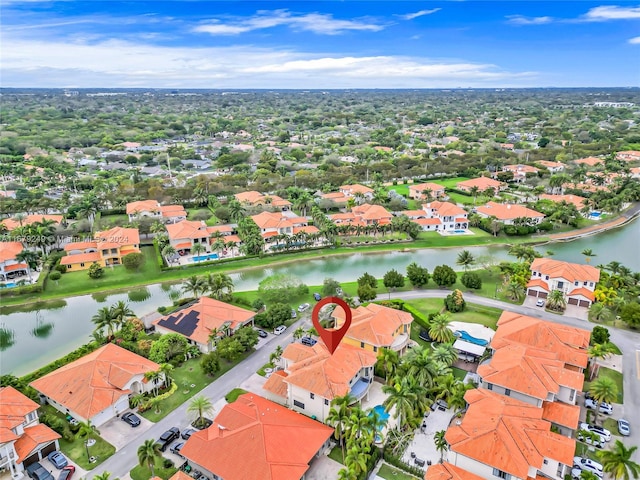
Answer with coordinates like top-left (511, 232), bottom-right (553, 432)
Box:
top-left (636, 350), bottom-right (640, 380)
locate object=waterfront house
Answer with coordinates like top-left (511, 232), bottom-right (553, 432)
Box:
top-left (475, 202), bottom-right (545, 225)
top-left (0, 241), bottom-right (30, 283)
top-left (526, 258), bottom-right (600, 307)
top-left (0, 214), bottom-right (63, 232)
top-left (60, 226), bottom-right (141, 271)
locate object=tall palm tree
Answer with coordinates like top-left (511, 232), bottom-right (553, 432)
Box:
top-left (182, 275), bottom-right (207, 298)
top-left (547, 289), bottom-right (567, 312)
top-left (293, 327), bottom-right (306, 341)
top-left (205, 273), bottom-right (234, 300)
top-left (269, 345), bottom-right (283, 364)
top-left (191, 242), bottom-right (206, 260)
top-left (110, 300), bottom-right (135, 331)
top-left (91, 307), bottom-right (116, 340)
top-left (327, 399), bottom-right (352, 463)
top-left (77, 420), bottom-right (100, 460)
top-left (161, 244), bottom-right (176, 263)
top-left (432, 343), bottom-right (458, 367)
top-left (597, 440), bottom-right (640, 480)
top-left (377, 348), bottom-right (399, 384)
top-left (93, 472), bottom-right (117, 480)
top-left (588, 303), bottom-right (613, 323)
top-left (589, 377), bottom-right (618, 426)
top-left (456, 250), bottom-right (475, 271)
top-left (137, 439), bottom-right (162, 477)
top-left (382, 379), bottom-right (417, 431)
top-left (188, 395), bottom-right (215, 428)
top-left (228, 200), bottom-right (245, 223)
top-left (434, 430), bottom-right (448, 463)
top-left (159, 363), bottom-right (174, 388)
top-left (405, 346), bottom-right (440, 388)
top-left (429, 313), bottom-right (454, 344)
top-left (581, 249), bottom-right (596, 264)
top-left (144, 370), bottom-right (163, 397)
top-left (15, 249), bottom-right (40, 282)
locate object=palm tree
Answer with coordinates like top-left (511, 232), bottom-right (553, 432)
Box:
top-left (188, 395), bottom-right (215, 428)
top-left (588, 303), bottom-right (614, 323)
top-left (469, 186), bottom-right (480, 205)
top-left (589, 377), bottom-right (618, 426)
top-left (429, 313), bottom-right (454, 344)
top-left (269, 345), bottom-right (283, 365)
top-left (327, 396), bottom-right (354, 463)
top-left (597, 440), bottom-right (640, 480)
top-left (382, 379), bottom-right (417, 430)
top-left (456, 250), bottom-right (475, 271)
top-left (77, 420), bottom-right (100, 460)
top-left (377, 348), bottom-right (399, 384)
top-left (191, 242), bottom-right (206, 260)
top-left (293, 327), bottom-right (305, 342)
top-left (581, 249), bottom-right (596, 264)
top-left (137, 439), bottom-right (162, 477)
top-left (110, 300), bottom-right (135, 331)
top-left (434, 430), bottom-right (448, 463)
top-left (159, 363), bottom-right (174, 388)
top-left (205, 273), bottom-right (234, 300)
top-left (93, 473), bottom-right (117, 480)
top-left (432, 343), bottom-right (458, 367)
top-left (588, 342), bottom-right (617, 375)
top-left (161, 244), bottom-right (176, 263)
top-left (182, 275), bottom-right (206, 298)
top-left (405, 346), bottom-right (440, 388)
top-left (547, 289), bottom-right (567, 312)
top-left (15, 249), bottom-right (40, 282)
top-left (92, 307), bottom-right (116, 340)
top-left (228, 199), bottom-right (245, 222)
top-left (606, 261), bottom-right (622, 275)
top-left (144, 370), bottom-right (163, 397)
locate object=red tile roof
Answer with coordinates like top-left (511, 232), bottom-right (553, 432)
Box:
top-left (0, 215), bottom-right (63, 232)
top-left (181, 394), bottom-right (333, 480)
top-left (476, 202), bottom-right (544, 221)
top-left (425, 463), bottom-right (485, 480)
top-left (457, 177), bottom-right (502, 191)
top-left (0, 387), bottom-right (39, 441)
top-left (167, 220), bottom-right (209, 240)
top-left (4, 262), bottom-right (28, 272)
top-left (541, 401), bottom-right (580, 430)
top-left (60, 252), bottom-right (101, 265)
top-left (539, 194), bottom-right (586, 210)
top-left (332, 303), bottom-right (413, 347)
top-left (126, 200), bottom-right (160, 214)
top-left (14, 424), bottom-right (61, 463)
top-left (530, 258), bottom-right (600, 284)
top-left (0, 241), bottom-right (25, 263)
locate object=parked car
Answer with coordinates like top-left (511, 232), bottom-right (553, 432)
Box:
top-left (301, 337), bottom-right (317, 346)
top-left (291, 309), bottom-right (297, 319)
top-left (157, 427), bottom-right (180, 451)
top-left (618, 418), bottom-right (631, 436)
top-left (336, 287), bottom-right (343, 297)
top-left (576, 431), bottom-right (606, 449)
top-left (570, 467), bottom-right (583, 480)
top-left (580, 422), bottom-right (611, 441)
top-left (181, 428), bottom-right (197, 440)
top-left (58, 466), bottom-right (75, 480)
top-left (256, 329), bottom-right (268, 338)
top-left (121, 412), bottom-right (141, 427)
top-left (274, 325), bottom-right (287, 335)
top-left (26, 463), bottom-right (54, 480)
top-left (419, 329), bottom-right (433, 342)
top-left (47, 451), bottom-right (68, 469)
top-left (298, 303), bottom-right (310, 312)
top-left (573, 456), bottom-right (604, 478)
top-left (313, 293), bottom-right (322, 301)
top-left (170, 441), bottom-right (185, 457)
top-left (535, 299), bottom-right (545, 307)
top-left (584, 399), bottom-right (613, 414)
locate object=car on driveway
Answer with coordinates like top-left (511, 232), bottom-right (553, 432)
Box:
top-left (298, 303), bottom-right (310, 312)
top-left (535, 299), bottom-right (545, 307)
top-left (580, 422), bottom-right (611, 441)
top-left (26, 463), bottom-right (54, 480)
top-left (256, 329), bottom-right (268, 338)
top-left (274, 325), bottom-right (287, 335)
top-left (181, 428), bottom-right (197, 440)
top-left (301, 337), bottom-right (317, 346)
top-left (570, 467), bottom-right (583, 479)
top-left (58, 466), bottom-right (75, 480)
top-left (121, 412), bottom-right (141, 427)
top-left (584, 398), bottom-right (613, 414)
top-left (47, 451), bottom-right (68, 469)
top-left (573, 456), bottom-right (603, 478)
top-left (157, 427), bottom-right (180, 451)
top-left (291, 309), bottom-right (297, 319)
top-left (170, 441), bottom-right (185, 457)
top-left (618, 418), bottom-right (630, 436)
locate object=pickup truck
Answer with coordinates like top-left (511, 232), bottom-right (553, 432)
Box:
top-left (157, 427), bottom-right (180, 451)
top-left (25, 462), bottom-right (54, 480)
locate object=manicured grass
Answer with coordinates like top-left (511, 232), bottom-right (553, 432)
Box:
top-left (583, 366), bottom-right (624, 404)
top-left (257, 362), bottom-right (275, 377)
top-left (602, 417), bottom-right (619, 434)
top-left (452, 367), bottom-right (467, 380)
top-left (140, 353), bottom-right (252, 422)
top-left (575, 442), bottom-right (601, 462)
top-left (225, 388), bottom-right (248, 403)
top-left (328, 444), bottom-right (345, 465)
top-left (378, 463), bottom-right (420, 480)
top-left (130, 461), bottom-right (178, 480)
top-left (405, 298), bottom-right (503, 330)
top-left (446, 192), bottom-right (491, 206)
top-left (58, 433), bottom-right (115, 470)
top-left (432, 177), bottom-right (470, 188)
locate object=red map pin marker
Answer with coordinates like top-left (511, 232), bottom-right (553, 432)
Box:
top-left (311, 296), bottom-right (352, 355)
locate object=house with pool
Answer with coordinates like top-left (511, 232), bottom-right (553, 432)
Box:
top-left (30, 344), bottom-right (162, 427)
top-left (262, 342), bottom-right (377, 423)
top-left (60, 226), bottom-right (141, 271)
top-left (126, 199), bottom-right (187, 224)
top-left (405, 201), bottom-right (470, 234)
top-left (0, 241), bottom-right (33, 286)
top-left (330, 303), bottom-right (414, 355)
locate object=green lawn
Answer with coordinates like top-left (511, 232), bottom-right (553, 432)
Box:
top-left (602, 417), bottom-right (619, 435)
top-left (140, 353), bottom-right (252, 422)
top-left (431, 177), bottom-right (470, 188)
top-left (378, 463), bottom-right (420, 480)
top-left (130, 461), bottom-right (178, 480)
top-left (446, 192), bottom-right (491, 206)
top-left (257, 362), bottom-right (275, 377)
top-left (452, 367), bottom-right (467, 380)
top-left (328, 445), bottom-right (345, 465)
top-left (225, 388), bottom-right (248, 403)
top-left (583, 366), bottom-right (624, 403)
top-left (405, 298), bottom-right (503, 330)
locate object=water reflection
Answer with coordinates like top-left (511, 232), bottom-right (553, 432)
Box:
top-left (128, 287), bottom-right (151, 302)
top-left (30, 312), bottom-right (55, 339)
top-left (0, 324), bottom-right (15, 351)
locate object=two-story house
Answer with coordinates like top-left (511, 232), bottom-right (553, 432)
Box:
top-left (539, 194), bottom-right (587, 213)
top-left (330, 303), bottom-right (413, 355)
top-left (536, 160), bottom-right (565, 173)
top-left (0, 214), bottom-right (63, 232)
top-left (251, 212), bottom-right (319, 244)
top-left (456, 177), bottom-right (505, 196)
top-left (0, 387), bottom-right (60, 477)
top-left (180, 393), bottom-right (333, 480)
top-left (166, 220), bottom-right (213, 254)
top-left (404, 202), bottom-right (469, 233)
top-left (499, 164), bottom-right (539, 182)
top-left (60, 226), bottom-right (141, 271)
top-left (339, 184), bottom-right (374, 201)
top-left (526, 258), bottom-right (600, 307)
top-left (0, 241), bottom-right (31, 284)
top-left (30, 344), bottom-right (162, 427)
top-left (444, 389), bottom-right (575, 480)
top-left (408, 183), bottom-right (446, 201)
top-left (262, 343), bottom-right (377, 422)
top-left (475, 202), bottom-right (545, 225)
top-left (126, 200), bottom-right (187, 224)
top-left (152, 297), bottom-right (255, 353)
top-left (235, 191), bottom-right (292, 211)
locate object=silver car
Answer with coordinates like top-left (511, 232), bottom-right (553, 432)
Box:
top-left (618, 418), bottom-right (630, 436)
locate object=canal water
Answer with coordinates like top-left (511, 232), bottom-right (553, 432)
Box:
top-left (1, 218), bottom-right (638, 376)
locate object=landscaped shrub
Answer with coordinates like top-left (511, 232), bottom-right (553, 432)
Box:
top-left (461, 272), bottom-right (482, 289)
top-left (444, 289), bottom-right (466, 313)
top-left (48, 271), bottom-right (62, 281)
top-left (54, 264), bottom-right (67, 274)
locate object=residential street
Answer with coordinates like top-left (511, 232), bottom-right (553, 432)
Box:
top-left (90, 291), bottom-right (640, 478)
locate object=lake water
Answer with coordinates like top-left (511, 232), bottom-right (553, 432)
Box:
top-left (1, 218), bottom-right (638, 376)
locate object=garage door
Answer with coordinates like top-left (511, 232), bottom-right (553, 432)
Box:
top-left (527, 289), bottom-right (538, 297)
top-left (23, 452), bottom-right (40, 467)
top-left (567, 298), bottom-right (579, 305)
top-left (40, 442), bottom-right (57, 457)
top-left (538, 291), bottom-right (548, 299)
top-left (578, 300), bottom-right (590, 307)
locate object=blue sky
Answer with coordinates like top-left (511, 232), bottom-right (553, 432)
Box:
top-left (2, 1), bottom-right (639, 88)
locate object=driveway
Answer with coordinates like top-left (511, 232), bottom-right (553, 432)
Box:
top-left (564, 304), bottom-right (589, 320)
top-left (305, 453), bottom-right (343, 480)
top-left (100, 412), bottom-right (154, 450)
top-left (37, 454), bottom-right (88, 479)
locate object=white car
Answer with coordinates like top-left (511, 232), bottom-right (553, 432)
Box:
top-left (535, 299), bottom-right (545, 307)
top-left (273, 325), bottom-right (287, 335)
top-left (573, 457), bottom-right (604, 478)
top-left (584, 398), bottom-right (613, 415)
top-left (580, 422), bottom-right (611, 442)
top-left (577, 431), bottom-right (605, 449)
top-left (618, 418), bottom-right (630, 436)
top-left (298, 303), bottom-right (310, 312)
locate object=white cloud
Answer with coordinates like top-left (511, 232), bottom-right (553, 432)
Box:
top-left (0, 36), bottom-right (537, 88)
top-left (398, 9), bottom-right (441, 20)
top-left (629, 36), bottom-right (640, 44)
top-left (506, 15), bottom-right (553, 25)
top-left (193, 9), bottom-right (385, 36)
top-left (583, 5), bottom-right (640, 20)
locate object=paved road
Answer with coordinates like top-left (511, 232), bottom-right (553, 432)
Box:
top-left (90, 292), bottom-right (640, 477)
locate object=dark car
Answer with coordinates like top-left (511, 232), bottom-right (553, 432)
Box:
top-left (301, 336), bottom-right (317, 346)
top-left (121, 412), bottom-right (141, 427)
top-left (181, 428), bottom-right (197, 440)
top-left (47, 451), bottom-right (68, 469)
top-left (26, 463), bottom-right (54, 480)
top-left (256, 329), bottom-right (268, 338)
top-left (58, 466), bottom-right (75, 480)
top-left (170, 441), bottom-right (185, 457)
top-left (157, 427), bottom-right (180, 451)
top-left (313, 293), bottom-right (322, 301)
top-left (419, 329), bottom-right (433, 342)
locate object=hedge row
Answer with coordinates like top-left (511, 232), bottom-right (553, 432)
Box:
top-left (383, 451), bottom-right (426, 477)
top-left (401, 302), bottom-right (431, 331)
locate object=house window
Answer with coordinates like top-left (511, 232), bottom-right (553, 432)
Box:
top-left (360, 342), bottom-right (365, 348)
top-left (293, 400), bottom-right (305, 409)
top-left (589, 282), bottom-right (594, 287)
top-left (583, 281), bottom-right (588, 286)
top-left (543, 459), bottom-right (548, 465)
top-left (80, 263), bottom-right (85, 267)
top-left (310, 393), bottom-right (315, 400)
top-left (545, 276), bottom-right (549, 280)
top-left (492, 468), bottom-right (510, 479)
top-left (324, 399), bottom-right (329, 406)
top-left (487, 383), bottom-right (493, 390)
top-left (373, 346), bottom-right (378, 353)
top-left (26, 411), bottom-right (36, 423)
top-left (574, 281), bottom-right (579, 286)
top-left (504, 388), bottom-right (511, 396)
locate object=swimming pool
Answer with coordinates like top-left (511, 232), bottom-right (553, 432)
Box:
top-left (369, 405), bottom-right (390, 430)
top-left (2, 282), bottom-right (16, 288)
top-left (454, 230), bottom-right (466, 234)
top-left (589, 211), bottom-right (602, 218)
top-left (192, 253), bottom-right (219, 262)
top-left (455, 330), bottom-right (488, 346)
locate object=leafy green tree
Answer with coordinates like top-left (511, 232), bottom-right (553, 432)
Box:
top-left (234, 326), bottom-right (259, 351)
top-left (148, 333), bottom-right (188, 363)
top-left (377, 348), bottom-right (399, 384)
top-left (255, 303), bottom-right (291, 329)
top-left (200, 351), bottom-right (220, 376)
top-left (188, 395), bottom-right (215, 428)
top-left (432, 265), bottom-right (457, 287)
top-left (432, 343), bottom-right (458, 367)
top-left (444, 289), bottom-right (466, 313)
top-left (590, 326), bottom-right (610, 345)
top-left (357, 272), bottom-right (378, 289)
top-left (137, 439), bottom-right (162, 478)
top-left (357, 284), bottom-right (377, 303)
top-left (382, 379), bottom-right (417, 431)
top-left (92, 307), bottom-right (116, 340)
top-left (258, 274), bottom-right (308, 304)
top-left (88, 263), bottom-right (104, 279)
top-left (93, 472), bottom-right (118, 480)
top-left (597, 440), bottom-right (640, 480)
top-left (122, 252), bottom-right (145, 271)
top-left (383, 269), bottom-right (405, 297)
top-left (406, 262), bottom-right (429, 288)
top-left (215, 337), bottom-right (244, 361)
top-left (620, 301), bottom-right (640, 328)
top-left (461, 271), bottom-right (482, 289)
top-left (321, 278), bottom-right (342, 297)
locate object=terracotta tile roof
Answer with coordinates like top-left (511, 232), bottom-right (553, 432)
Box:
top-left (282, 343), bottom-right (318, 363)
top-left (181, 393), bottom-right (333, 480)
top-left (330, 212), bottom-right (357, 223)
top-left (262, 370), bottom-right (289, 398)
top-left (332, 303), bottom-right (413, 348)
top-left (477, 202), bottom-right (544, 221)
top-left (537, 160), bottom-right (564, 169)
top-left (445, 389), bottom-right (575, 479)
top-left (351, 204), bottom-right (393, 221)
top-left (174, 242), bottom-right (192, 250)
top-left (403, 209), bottom-right (428, 218)
top-left (526, 278), bottom-right (549, 291)
top-left (504, 164), bottom-right (540, 174)
top-left (539, 194), bottom-right (586, 210)
top-left (126, 200), bottom-right (160, 214)
top-left (294, 225), bottom-right (320, 234)
top-left (321, 192), bottom-right (349, 202)
top-left (160, 205), bottom-right (187, 217)
top-left (424, 463), bottom-right (485, 480)
top-left (208, 225), bottom-right (233, 235)
top-left (569, 287), bottom-right (595, 301)
top-left (493, 312), bottom-right (590, 369)
top-left (167, 220), bottom-right (209, 240)
top-left (457, 177), bottom-right (502, 190)
top-left (0, 214), bottom-right (63, 232)
top-left (14, 423), bottom-right (61, 463)
top-left (251, 212), bottom-right (295, 230)
top-left (235, 190), bottom-right (265, 204)
top-left (4, 262), bottom-right (28, 272)
top-left (423, 201), bottom-right (467, 218)
top-left (478, 343), bottom-right (584, 400)
top-left (153, 297), bottom-right (255, 346)
top-left (410, 183), bottom-right (445, 195)
top-left (542, 401), bottom-right (580, 429)
top-left (168, 472), bottom-right (194, 480)
top-left (573, 157), bottom-right (603, 166)
top-left (340, 184), bottom-right (374, 195)
top-left (414, 218), bottom-right (442, 226)
top-left (0, 387), bottom-right (39, 436)
top-left (280, 343), bottom-right (377, 399)
top-left (269, 195), bottom-right (292, 207)
top-left (30, 344), bottom-right (160, 420)
top-left (530, 258), bottom-right (600, 284)
top-left (60, 251), bottom-right (102, 265)
top-left (95, 226), bottom-right (140, 246)
top-left (0, 242), bottom-right (25, 263)
top-left (64, 241), bottom-right (98, 252)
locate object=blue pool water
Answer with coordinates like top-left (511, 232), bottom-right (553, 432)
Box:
top-left (3, 282), bottom-right (16, 288)
top-left (454, 230), bottom-right (466, 233)
top-left (192, 253), bottom-right (219, 262)
top-left (590, 211), bottom-right (602, 218)
top-left (455, 330), bottom-right (488, 346)
top-left (370, 405), bottom-right (390, 430)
